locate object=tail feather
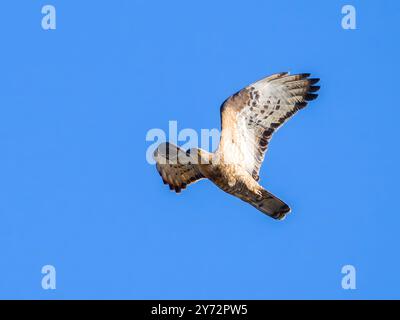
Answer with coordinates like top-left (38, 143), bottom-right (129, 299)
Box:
top-left (248, 189), bottom-right (291, 220)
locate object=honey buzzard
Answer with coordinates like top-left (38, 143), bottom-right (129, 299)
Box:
top-left (153, 73), bottom-right (320, 220)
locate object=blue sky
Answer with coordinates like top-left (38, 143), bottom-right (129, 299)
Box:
top-left (0, 0), bottom-right (399, 299)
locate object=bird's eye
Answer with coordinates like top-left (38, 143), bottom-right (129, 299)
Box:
top-left (185, 149), bottom-right (191, 156)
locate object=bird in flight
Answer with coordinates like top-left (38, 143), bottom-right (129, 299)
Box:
top-left (153, 72), bottom-right (320, 220)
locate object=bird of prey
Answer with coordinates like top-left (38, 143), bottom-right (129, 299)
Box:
top-left (153, 73), bottom-right (320, 220)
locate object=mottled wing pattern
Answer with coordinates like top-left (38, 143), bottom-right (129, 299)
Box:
top-left (219, 73), bottom-right (320, 180)
top-left (153, 142), bottom-right (204, 193)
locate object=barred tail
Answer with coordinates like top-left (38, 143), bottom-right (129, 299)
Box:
top-left (249, 189), bottom-right (291, 220)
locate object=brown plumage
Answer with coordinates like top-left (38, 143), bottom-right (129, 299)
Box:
top-left (154, 72), bottom-right (320, 220)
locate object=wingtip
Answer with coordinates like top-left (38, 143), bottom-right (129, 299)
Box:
top-left (309, 85), bottom-right (320, 92)
top-left (309, 78), bottom-right (320, 85)
top-left (300, 73), bottom-right (311, 78)
top-left (305, 93), bottom-right (319, 101)
top-left (295, 101), bottom-right (308, 109)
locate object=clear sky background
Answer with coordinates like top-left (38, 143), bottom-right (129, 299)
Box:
top-left (0, 0), bottom-right (399, 299)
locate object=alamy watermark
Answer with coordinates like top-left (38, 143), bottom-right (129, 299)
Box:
top-left (41, 5), bottom-right (56, 30)
top-left (146, 120), bottom-right (221, 165)
top-left (145, 120), bottom-right (258, 167)
top-left (341, 5), bottom-right (356, 30)
top-left (341, 264), bottom-right (356, 290)
top-left (41, 265), bottom-right (56, 290)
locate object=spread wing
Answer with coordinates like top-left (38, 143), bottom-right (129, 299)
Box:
top-left (217, 72), bottom-right (320, 180)
top-left (153, 142), bottom-right (204, 193)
